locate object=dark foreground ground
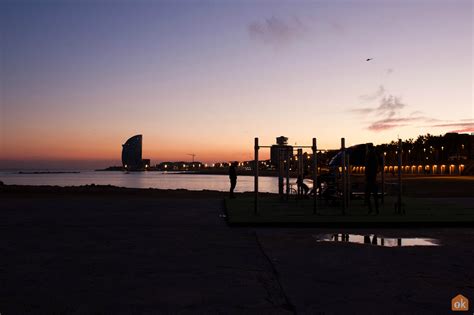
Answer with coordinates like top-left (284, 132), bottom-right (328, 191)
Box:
top-left (1, 184), bottom-right (474, 314)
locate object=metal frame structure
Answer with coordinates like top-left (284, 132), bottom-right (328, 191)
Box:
top-left (252, 137), bottom-right (402, 216)
top-left (254, 137), bottom-right (318, 215)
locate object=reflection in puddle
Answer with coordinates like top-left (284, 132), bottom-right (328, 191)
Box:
top-left (313, 234), bottom-right (440, 247)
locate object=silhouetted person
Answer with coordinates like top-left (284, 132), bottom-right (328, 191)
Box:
top-left (365, 145), bottom-right (379, 215)
top-left (229, 162), bottom-right (238, 198)
top-left (296, 174), bottom-right (309, 196)
top-left (343, 234), bottom-right (349, 242)
top-left (371, 235), bottom-right (378, 245)
top-left (364, 235), bottom-right (371, 244)
top-left (308, 172), bottom-right (322, 197)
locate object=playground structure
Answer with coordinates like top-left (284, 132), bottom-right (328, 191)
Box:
top-left (254, 136), bottom-right (318, 215)
top-left (253, 137), bottom-right (404, 216)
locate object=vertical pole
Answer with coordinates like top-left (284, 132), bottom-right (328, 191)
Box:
top-left (312, 138), bottom-right (318, 214)
top-left (381, 154), bottom-right (385, 205)
top-left (254, 137), bottom-right (259, 215)
top-left (346, 153), bottom-right (351, 209)
top-left (277, 146), bottom-right (283, 198)
top-left (341, 138), bottom-right (346, 214)
top-left (397, 139), bottom-right (402, 214)
top-left (297, 149), bottom-right (303, 196)
top-left (278, 148), bottom-right (283, 198)
top-left (285, 149), bottom-right (290, 198)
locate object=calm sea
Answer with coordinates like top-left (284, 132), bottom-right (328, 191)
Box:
top-left (0, 171), bottom-right (279, 193)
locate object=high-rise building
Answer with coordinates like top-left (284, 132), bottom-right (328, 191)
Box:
top-left (122, 135), bottom-right (143, 170)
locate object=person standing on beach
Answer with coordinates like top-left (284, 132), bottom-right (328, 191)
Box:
top-left (365, 145), bottom-right (379, 215)
top-left (229, 162), bottom-right (238, 198)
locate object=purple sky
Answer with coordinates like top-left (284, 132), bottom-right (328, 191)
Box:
top-left (1, 0), bottom-right (472, 168)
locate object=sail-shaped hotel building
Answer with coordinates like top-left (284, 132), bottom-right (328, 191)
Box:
top-left (122, 135), bottom-right (145, 170)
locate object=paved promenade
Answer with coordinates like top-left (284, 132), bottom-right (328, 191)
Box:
top-left (1, 189), bottom-right (473, 314)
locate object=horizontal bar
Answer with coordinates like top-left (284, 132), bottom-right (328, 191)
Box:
top-left (258, 145), bottom-right (314, 148)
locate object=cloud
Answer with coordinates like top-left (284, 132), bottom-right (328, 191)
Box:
top-left (352, 73), bottom-right (471, 133)
top-left (410, 110), bottom-right (423, 116)
top-left (248, 16), bottom-right (308, 46)
top-left (359, 85), bottom-right (385, 102)
top-left (352, 94), bottom-right (405, 118)
top-left (352, 88), bottom-right (432, 132)
top-left (368, 122), bottom-right (408, 131)
top-left (368, 117), bottom-right (423, 131)
top-left (377, 95), bottom-right (405, 117)
top-left (426, 121), bottom-right (474, 133)
top-left (450, 127), bottom-right (474, 133)
top-left (363, 110), bottom-right (472, 133)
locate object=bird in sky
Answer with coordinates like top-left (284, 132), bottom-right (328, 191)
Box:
top-left (366, 58), bottom-right (373, 61)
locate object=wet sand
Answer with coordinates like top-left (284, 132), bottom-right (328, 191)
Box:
top-left (1, 184), bottom-right (473, 314)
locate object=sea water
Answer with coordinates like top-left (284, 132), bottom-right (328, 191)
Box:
top-left (0, 171), bottom-right (279, 193)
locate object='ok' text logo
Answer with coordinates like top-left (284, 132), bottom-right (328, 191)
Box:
top-left (452, 294), bottom-right (469, 312)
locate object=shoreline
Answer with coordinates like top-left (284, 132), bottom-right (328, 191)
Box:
top-left (0, 183), bottom-right (276, 198)
top-left (1, 175), bottom-right (474, 198)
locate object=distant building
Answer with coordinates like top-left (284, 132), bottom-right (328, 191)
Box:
top-left (122, 135), bottom-right (150, 170)
top-left (270, 136), bottom-right (293, 166)
top-left (157, 161), bottom-right (203, 171)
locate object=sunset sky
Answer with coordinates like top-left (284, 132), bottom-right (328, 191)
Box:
top-left (1, 0), bottom-right (472, 169)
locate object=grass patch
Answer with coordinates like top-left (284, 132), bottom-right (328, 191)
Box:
top-left (225, 195), bottom-right (474, 226)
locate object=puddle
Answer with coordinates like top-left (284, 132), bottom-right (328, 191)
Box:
top-left (313, 234), bottom-right (440, 247)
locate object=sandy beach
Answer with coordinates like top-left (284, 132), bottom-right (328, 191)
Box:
top-left (1, 181), bottom-right (473, 314)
